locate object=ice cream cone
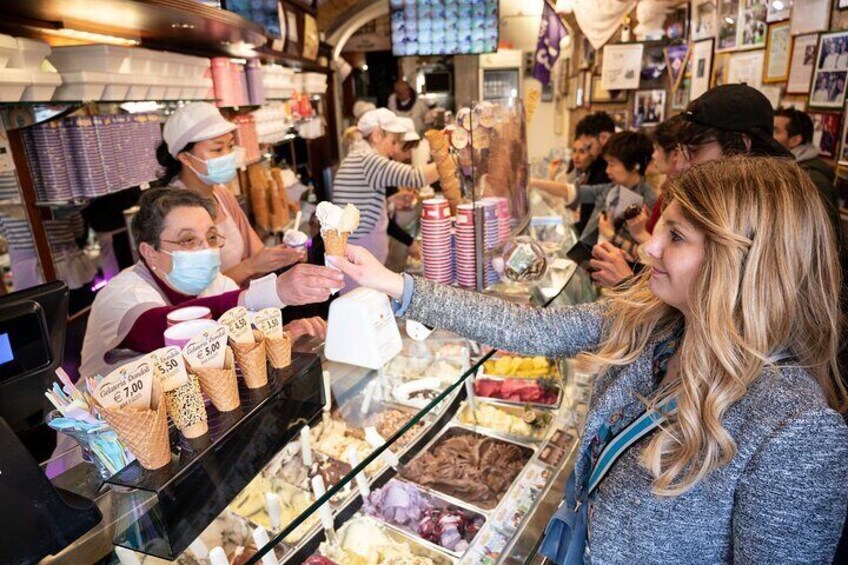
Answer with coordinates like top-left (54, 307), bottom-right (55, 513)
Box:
top-left (263, 330), bottom-right (292, 369)
top-left (322, 229), bottom-right (349, 256)
top-left (98, 397), bottom-right (171, 471)
top-left (188, 347), bottom-right (241, 412)
top-left (230, 329), bottom-right (269, 388)
top-left (163, 374), bottom-right (208, 439)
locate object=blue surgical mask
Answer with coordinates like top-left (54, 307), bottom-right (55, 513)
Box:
top-left (186, 150), bottom-right (238, 185)
top-left (164, 248), bottom-right (221, 295)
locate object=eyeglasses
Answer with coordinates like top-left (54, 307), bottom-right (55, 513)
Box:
top-left (160, 233), bottom-right (227, 251)
top-left (677, 142), bottom-right (709, 162)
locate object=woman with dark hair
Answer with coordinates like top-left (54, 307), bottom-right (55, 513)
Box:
top-left (158, 102), bottom-right (302, 285)
top-left (80, 188), bottom-right (338, 378)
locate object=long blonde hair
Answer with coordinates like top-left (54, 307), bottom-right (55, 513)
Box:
top-left (578, 156), bottom-right (847, 496)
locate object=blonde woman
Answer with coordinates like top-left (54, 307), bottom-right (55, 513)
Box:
top-left (330, 156), bottom-right (848, 563)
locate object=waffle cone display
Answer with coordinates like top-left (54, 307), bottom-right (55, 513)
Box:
top-left (322, 229), bottom-right (349, 256)
top-left (98, 397), bottom-right (171, 471)
top-left (425, 129), bottom-right (463, 214)
top-left (263, 330), bottom-right (292, 369)
top-left (230, 330), bottom-right (269, 389)
top-left (188, 347), bottom-right (241, 412)
top-left (163, 374), bottom-right (208, 439)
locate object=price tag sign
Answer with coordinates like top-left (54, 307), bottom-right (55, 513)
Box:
top-left (451, 126), bottom-right (469, 150)
top-left (151, 346), bottom-right (189, 392)
top-left (477, 103), bottom-right (496, 128)
top-left (95, 355), bottom-right (154, 409)
top-left (183, 324), bottom-right (228, 369)
top-left (219, 306), bottom-right (254, 345)
top-left (254, 307), bottom-right (283, 339)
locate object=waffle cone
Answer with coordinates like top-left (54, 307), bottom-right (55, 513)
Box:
top-left (98, 398), bottom-right (171, 470)
top-left (231, 330), bottom-right (269, 389)
top-left (163, 374), bottom-right (208, 439)
top-left (322, 229), bottom-right (349, 256)
top-left (263, 330), bottom-right (292, 369)
top-left (188, 347), bottom-right (241, 412)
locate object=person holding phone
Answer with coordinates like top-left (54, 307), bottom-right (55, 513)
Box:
top-left (328, 157), bottom-right (848, 564)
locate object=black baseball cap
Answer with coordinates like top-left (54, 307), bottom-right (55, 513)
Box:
top-left (682, 84), bottom-right (792, 158)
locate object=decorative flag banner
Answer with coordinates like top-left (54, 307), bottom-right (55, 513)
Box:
top-left (533, 3), bottom-right (569, 85)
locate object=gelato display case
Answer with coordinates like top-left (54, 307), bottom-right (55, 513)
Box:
top-left (41, 189), bottom-right (597, 565)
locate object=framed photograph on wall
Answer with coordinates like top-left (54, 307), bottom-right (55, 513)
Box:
top-left (601, 43), bottom-right (644, 90)
top-left (839, 115), bottom-right (848, 161)
top-left (790, 0), bottom-right (831, 36)
top-left (712, 52), bottom-right (731, 87)
top-left (808, 30), bottom-right (848, 109)
top-left (665, 43), bottom-right (691, 91)
top-left (764, 22), bottom-right (792, 82)
top-left (808, 111), bottom-right (843, 157)
top-left (609, 110), bottom-right (629, 132)
top-left (633, 89), bottom-right (666, 128)
top-left (717, 0), bottom-right (740, 51)
top-left (787, 33), bottom-right (820, 93)
top-left (691, 38), bottom-right (715, 99)
top-left (591, 76), bottom-right (629, 103)
top-left (738, 0), bottom-right (768, 50)
top-left (672, 78), bottom-right (692, 110)
top-left (641, 42), bottom-right (668, 89)
top-left (767, 0), bottom-right (791, 21)
top-left (691, 0), bottom-right (718, 41)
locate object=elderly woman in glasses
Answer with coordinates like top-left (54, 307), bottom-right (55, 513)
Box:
top-left (80, 188), bottom-right (336, 378)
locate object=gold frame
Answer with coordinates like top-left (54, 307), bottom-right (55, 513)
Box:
top-left (763, 21), bottom-right (791, 83)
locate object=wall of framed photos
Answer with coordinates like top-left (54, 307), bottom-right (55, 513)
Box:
top-left (565, 1), bottom-right (848, 163)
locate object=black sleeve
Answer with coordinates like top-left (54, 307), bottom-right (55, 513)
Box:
top-left (387, 217), bottom-right (414, 246)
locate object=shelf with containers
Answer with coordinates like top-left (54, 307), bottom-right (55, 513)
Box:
top-left (40, 182), bottom-right (597, 565)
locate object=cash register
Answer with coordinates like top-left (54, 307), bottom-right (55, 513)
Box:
top-left (0, 282), bottom-right (102, 564)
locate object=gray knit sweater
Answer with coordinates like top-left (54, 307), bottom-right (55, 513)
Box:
top-left (404, 277), bottom-right (848, 564)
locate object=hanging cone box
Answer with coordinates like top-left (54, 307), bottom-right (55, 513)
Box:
top-left (187, 347), bottom-right (241, 412)
top-left (262, 329), bottom-right (292, 369)
top-left (97, 384), bottom-right (171, 471)
top-left (230, 329), bottom-right (269, 388)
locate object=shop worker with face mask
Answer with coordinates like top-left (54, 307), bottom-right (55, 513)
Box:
top-left (158, 102), bottom-right (302, 285)
top-left (80, 188), bottom-right (338, 379)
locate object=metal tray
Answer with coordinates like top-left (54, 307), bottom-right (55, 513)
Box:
top-left (455, 401), bottom-right (553, 444)
top-left (398, 424), bottom-right (537, 516)
top-left (362, 477), bottom-right (488, 560)
top-left (472, 375), bottom-right (563, 410)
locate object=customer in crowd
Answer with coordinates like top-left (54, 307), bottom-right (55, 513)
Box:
top-left (332, 108), bottom-right (437, 272)
top-left (341, 100), bottom-right (377, 157)
top-left (530, 112), bottom-right (617, 232)
top-left (157, 102), bottom-right (303, 285)
top-left (330, 156), bottom-right (848, 564)
top-left (591, 84), bottom-right (793, 288)
top-left (773, 106), bottom-right (840, 236)
top-left (387, 79), bottom-right (430, 135)
top-left (81, 188), bottom-right (335, 378)
top-left (385, 116), bottom-right (424, 265)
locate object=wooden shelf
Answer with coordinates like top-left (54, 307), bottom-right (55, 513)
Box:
top-left (256, 45), bottom-right (330, 73)
top-left (0, 0), bottom-right (268, 58)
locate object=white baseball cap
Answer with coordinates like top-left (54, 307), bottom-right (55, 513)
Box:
top-left (162, 102), bottom-right (237, 157)
top-left (352, 100), bottom-right (376, 120)
top-left (357, 108), bottom-right (407, 136)
top-left (396, 117), bottom-right (420, 141)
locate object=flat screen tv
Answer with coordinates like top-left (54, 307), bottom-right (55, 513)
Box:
top-left (390, 0), bottom-right (499, 57)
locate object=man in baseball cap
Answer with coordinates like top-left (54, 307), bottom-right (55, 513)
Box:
top-left (676, 84), bottom-right (792, 172)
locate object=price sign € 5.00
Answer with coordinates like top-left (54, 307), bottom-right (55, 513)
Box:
top-left (95, 355), bottom-right (155, 409)
top-left (183, 324), bottom-right (228, 369)
top-left (219, 306), bottom-right (255, 344)
top-left (254, 307), bottom-right (283, 339)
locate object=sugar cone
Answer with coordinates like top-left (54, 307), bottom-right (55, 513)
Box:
top-left (189, 347), bottom-right (241, 412)
top-left (163, 374), bottom-right (208, 439)
top-left (98, 397), bottom-right (171, 471)
top-left (322, 229), bottom-right (349, 256)
top-left (230, 329), bottom-right (269, 388)
top-left (263, 330), bottom-right (292, 369)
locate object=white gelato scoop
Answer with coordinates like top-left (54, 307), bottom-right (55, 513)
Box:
top-left (316, 202), bottom-right (360, 233)
top-left (283, 229), bottom-right (309, 248)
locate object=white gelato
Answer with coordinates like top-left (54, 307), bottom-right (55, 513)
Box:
top-left (316, 202), bottom-right (360, 233)
top-left (283, 229), bottom-right (309, 248)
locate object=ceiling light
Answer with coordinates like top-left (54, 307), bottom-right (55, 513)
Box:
top-left (39, 27), bottom-right (140, 46)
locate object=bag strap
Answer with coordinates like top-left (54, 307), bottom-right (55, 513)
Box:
top-left (585, 396), bottom-right (677, 496)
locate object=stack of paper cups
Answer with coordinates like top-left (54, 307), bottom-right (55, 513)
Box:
top-left (491, 196), bottom-right (511, 245)
top-left (211, 57), bottom-right (237, 107)
top-left (231, 61), bottom-right (249, 107)
top-left (481, 200), bottom-right (499, 286)
top-left (455, 203), bottom-right (477, 288)
top-left (421, 198), bottom-right (454, 284)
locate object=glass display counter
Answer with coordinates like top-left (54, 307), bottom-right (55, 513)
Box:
top-left (43, 188), bottom-right (598, 565)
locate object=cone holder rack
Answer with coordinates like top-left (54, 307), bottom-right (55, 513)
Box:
top-left (106, 352), bottom-right (325, 560)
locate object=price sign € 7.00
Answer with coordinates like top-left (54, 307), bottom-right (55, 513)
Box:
top-left (183, 324), bottom-right (228, 369)
top-left (95, 355), bottom-right (155, 409)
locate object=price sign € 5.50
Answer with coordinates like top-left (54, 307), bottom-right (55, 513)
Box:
top-left (183, 324), bottom-right (228, 369)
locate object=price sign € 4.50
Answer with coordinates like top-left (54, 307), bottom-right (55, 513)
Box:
top-left (183, 324), bottom-right (228, 369)
top-left (219, 306), bottom-right (255, 344)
